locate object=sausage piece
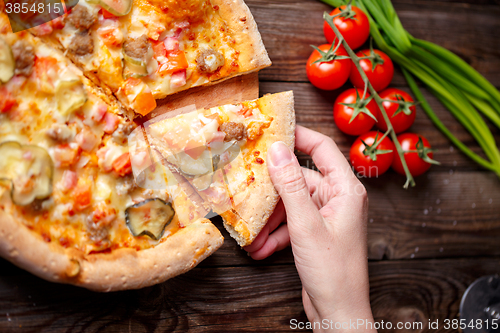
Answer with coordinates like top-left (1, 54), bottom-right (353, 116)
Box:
top-left (67, 5), bottom-right (96, 30)
top-left (220, 122), bottom-right (245, 142)
top-left (11, 41), bottom-right (34, 76)
top-left (196, 49), bottom-right (225, 74)
top-left (116, 175), bottom-right (137, 196)
top-left (69, 31), bottom-right (94, 56)
top-left (45, 123), bottom-right (73, 142)
top-left (123, 35), bottom-right (151, 61)
top-left (112, 122), bottom-right (137, 144)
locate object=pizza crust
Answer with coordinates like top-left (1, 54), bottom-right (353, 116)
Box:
top-left (0, 210), bottom-right (223, 292)
top-left (223, 91), bottom-right (296, 246)
top-left (213, 0), bottom-right (271, 73)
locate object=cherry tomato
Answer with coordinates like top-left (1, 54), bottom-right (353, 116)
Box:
top-left (392, 133), bottom-right (434, 177)
top-left (376, 88), bottom-right (417, 133)
top-left (306, 43), bottom-right (351, 91)
top-left (350, 131), bottom-right (395, 178)
top-left (350, 49), bottom-right (394, 92)
top-left (323, 5), bottom-right (370, 50)
top-left (333, 88), bottom-right (379, 136)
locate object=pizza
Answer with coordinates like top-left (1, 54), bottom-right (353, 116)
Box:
top-left (137, 91), bottom-right (295, 246)
top-left (25, 0), bottom-right (271, 116)
top-left (0, 28), bottom-right (228, 291)
top-left (0, 8), bottom-right (295, 290)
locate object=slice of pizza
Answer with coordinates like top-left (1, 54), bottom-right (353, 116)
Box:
top-left (0, 28), bottom-right (223, 291)
top-left (29, 0), bottom-right (271, 116)
top-left (142, 91), bottom-right (295, 246)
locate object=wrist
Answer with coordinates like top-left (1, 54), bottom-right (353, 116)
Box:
top-left (321, 310), bottom-right (376, 333)
top-left (306, 298), bottom-right (376, 332)
top-left (311, 311), bottom-right (377, 332)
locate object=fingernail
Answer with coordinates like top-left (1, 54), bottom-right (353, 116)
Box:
top-left (269, 141), bottom-right (293, 167)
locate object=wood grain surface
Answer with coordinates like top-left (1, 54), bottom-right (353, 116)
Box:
top-left (1, 0), bottom-right (500, 332)
top-left (1, 257), bottom-right (499, 332)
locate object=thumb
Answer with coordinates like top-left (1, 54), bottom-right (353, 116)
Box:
top-left (267, 142), bottom-right (323, 235)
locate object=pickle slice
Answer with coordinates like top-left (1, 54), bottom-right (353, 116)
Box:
top-left (0, 142), bottom-right (53, 206)
top-left (56, 81), bottom-right (88, 115)
top-left (192, 173), bottom-right (213, 191)
top-left (176, 150), bottom-right (213, 177)
top-left (0, 37), bottom-right (15, 83)
top-left (125, 199), bottom-right (175, 240)
top-left (122, 53), bottom-right (148, 79)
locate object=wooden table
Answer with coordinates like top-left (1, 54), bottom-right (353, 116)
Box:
top-left (1, 0), bottom-right (500, 331)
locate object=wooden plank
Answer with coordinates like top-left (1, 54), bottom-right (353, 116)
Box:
top-left (199, 216), bottom-right (296, 267)
top-left (0, 260), bottom-right (306, 333)
top-left (428, 0), bottom-right (500, 4)
top-left (248, 0), bottom-right (500, 87)
top-left (0, 257), bottom-right (499, 332)
top-left (365, 171), bottom-right (500, 260)
top-left (248, 0), bottom-right (330, 83)
top-left (369, 258), bottom-right (500, 332)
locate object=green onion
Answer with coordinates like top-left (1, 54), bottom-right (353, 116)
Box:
top-left (410, 37), bottom-right (500, 110)
top-left (402, 68), bottom-right (497, 173)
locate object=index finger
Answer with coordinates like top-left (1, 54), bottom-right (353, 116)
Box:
top-left (295, 125), bottom-right (353, 179)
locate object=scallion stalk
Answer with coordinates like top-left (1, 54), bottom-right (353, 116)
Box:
top-left (402, 68), bottom-right (498, 173)
top-left (410, 37), bottom-right (500, 110)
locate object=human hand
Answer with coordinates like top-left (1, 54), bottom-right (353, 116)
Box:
top-left (244, 125), bottom-right (375, 332)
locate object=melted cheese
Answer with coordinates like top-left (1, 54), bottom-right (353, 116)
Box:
top-left (46, 0), bottom-right (240, 102)
top-left (145, 99), bottom-right (272, 217)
